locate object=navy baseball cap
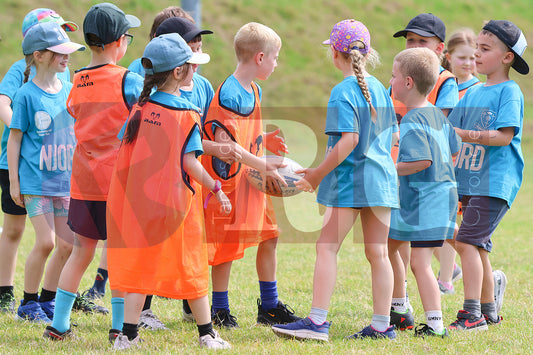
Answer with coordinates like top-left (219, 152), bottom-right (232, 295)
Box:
top-left (483, 20), bottom-right (529, 75)
top-left (155, 17), bottom-right (213, 43)
top-left (83, 2), bottom-right (140, 46)
top-left (143, 33), bottom-right (210, 75)
top-left (23, 22), bottom-right (85, 55)
top-left (394, 13), bottom-right (446, 42)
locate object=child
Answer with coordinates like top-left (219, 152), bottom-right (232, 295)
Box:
top-left (272, 19), bottom-right (398, 341)
top-left (448, 20), bottom-right (527, 330)
top-left (7, 22), bottom-right (84, 323)
top-left (0, 8), bottom-right (76, 315)
top-left (107, 32), bottom-right (231, 351)
top-left (201, 22), bottom-right (298, 328)
top-left (388, 47), bottom-right (462, 337)
top-left (43, 2), bottom-right (143, 341)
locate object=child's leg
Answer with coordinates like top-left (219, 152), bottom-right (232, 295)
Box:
top-left (479, 249), bottom-right (498, 320)
top-left (189, 295), bottom-right (230, 349)
top-left (455, 241), bottom-right (482, 302)
top-left (388, 239), bottom-right (407, 300)
top-left (41, 216), bottom-right (74, 292)
top-left (0, 214), bottom-right (25, 288)
top-left (188, 295), bottom-right (211, 326)
top-left (257, 237), bottom-right (279, 311)
top-left (86, 242), bottom-right (108, 297)
top-left (121, 292), bottom-right (145, 340)
top-left (211, 261), bottom-right (232, 312)
top-left (411, 247), bottom-right (441, 311)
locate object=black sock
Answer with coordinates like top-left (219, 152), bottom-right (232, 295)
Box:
top-left (183, 299), bottom-right (191, 313)
top-left (197, 322), bottom-right (215, 337)
top-left (39, 288), bottom-right (56, 303)
top-left (122, 322), bottom-right (139, 341)
top-left (142, 295), bottom-right (153, 311)
top-left (0, 286), bottom-right (14, 297)
top-left (22, 291), bottom-right (39, 305)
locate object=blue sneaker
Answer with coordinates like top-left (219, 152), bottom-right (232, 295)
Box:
top-left (271, 317), bottom-right (330, 341)
top-left (347, 325), bottom-right (396, 340)
top-left (39, 299), bottom-right (55, 320)
top-left (16, 300), bottom-right (52, 323)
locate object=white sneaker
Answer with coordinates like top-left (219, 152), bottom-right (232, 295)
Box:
top-left (182, 309), bottom-right (195, 323)
top-left (493, 270), bottom-right (507, 314)
top-left (113, 334), bottom-right (142, 350)
top-left (138, 309), bottom-right (168, 330)
top-left (199, 330), bottom-right (231, 350)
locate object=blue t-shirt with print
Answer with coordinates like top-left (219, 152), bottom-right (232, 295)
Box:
top-left (316, 76), bottom-right (399, 208)
top-left (0, 58), bottom-right (70, 169)
top-left (448, 81), bottom-right (523, 207)
top-left (10, 79), bottom-right (75, 196)
top-left (389, 104), bottom-right (461, 241)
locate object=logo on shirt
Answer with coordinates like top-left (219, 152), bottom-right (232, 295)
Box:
top-left (76, 74), bottom-right (93, 88)
top-left (143, 112), bottom-right (162, 127)
top-left (475, 109), bottom-right (497, 131)
top-left (34, 111), bottom-right (52, 132)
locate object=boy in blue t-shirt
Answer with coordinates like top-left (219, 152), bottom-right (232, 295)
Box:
top-left (388, 47), bottom-right (461, 337)
top-left (448, 20), bottom-right (527, 331)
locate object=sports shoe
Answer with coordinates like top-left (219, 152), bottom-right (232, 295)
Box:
top-left (493, 270), bottom-right (507, 314)
top-left (448, 310), bottom-right (488, 331)
top-left (390, 308), bottom-right (414, 331)
top-left (257, 298), bottom-right (302, 325)
top-left (346, 325), bottom-right (396, 340)
top-left (0, 292), bottom-right (16, 313)
top-left (16, 300), bottom-right (51, 323)
top-left (212, 308), bottom-right (239, 329)
top-left (182, 300), bottom-right (194, 323)
top-left (43, 325), bottom-right (76, 341)
top-left (113, 333), bottom-right (142, 350)
top-left (82, 287), bottom-right (104, 300)
top-left (73, 293), bottom-right (109, 314)
top-left (109, 328), bottom-right (121, 344)
top-left (452, 264), bottom-right (463, 283)
top-left (438, 280), bottom-right (455, 295)
top-left (39, 299), bottom-right (55, 320)
top-left (138, 309), bottom-right (168, 330)
top-left (271, 317), bottom-right (330, 341)
top-left (199, 330), bottom-right (231, 349)
top-left (483, 313), bottom-right (502, 326)
top-left (414, 323), bottom-right (449, 338)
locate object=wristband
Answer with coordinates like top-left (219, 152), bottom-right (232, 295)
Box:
top-left (203, 180), bottom-right (222, 209)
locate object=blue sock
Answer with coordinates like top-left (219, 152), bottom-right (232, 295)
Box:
top-left (111, 297), bottom-right (124, 331)
top-left (92, 268), bottom-right (108, 294)
top-left (259, 280), bottom-right (278, 311)
top-left (51, 288), bottom-right (76, 333)
top-left (212, 291), bottom-right (229, 313)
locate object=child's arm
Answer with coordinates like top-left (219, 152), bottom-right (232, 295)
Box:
top-left (7, 129), bottom-right (24, 207)
top-left (0, 95), bottom-right (13, 126)
top-left (182, 152), bottom-right (232, 215)
top-left (396, 160), bottom-right (432, 176)
top-left (295, 132), bottom-right (358, 192)
top-left (454, 127), bottom-right (515, 146)
top-left (264, 128), bottom-right (289, 156)
top-left (201, 139), bottom-right (243, 165)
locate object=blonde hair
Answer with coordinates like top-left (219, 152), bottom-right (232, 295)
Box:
top-left (394, 47), bottom-right (439, 96)
top-left (234, 22), bottom-right (281, 62)
top-left (149, 6), bottom-right (194, 39)
top-left (442, 28), bottom-right (477, 72)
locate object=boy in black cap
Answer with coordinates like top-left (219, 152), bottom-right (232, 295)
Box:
top-left (448, 19), bottom-right (527, 331)
top-left (43, 2), bottom-right (143, 342)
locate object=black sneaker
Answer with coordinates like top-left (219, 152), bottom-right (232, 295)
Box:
top-left (0, 292), bottom-right (16, 313)
top-left (257, 298), bottom-right (302, 325)
top-left (73, 293), bottom-right (109, 314)
top-left (448, 310), bottom-right (488, 331)
top-left (109, 328), bottom-right (121, 344)
top-left (483, 313), bottom-right (502, 326)
top-left (43, 325), bottom-right (76, 341)
top-left (390, 308), bottom-right (414, 330)
top-left (212, 308), bottom-right (239, 329)
top-left (414, 323), bottom-right (449, 338)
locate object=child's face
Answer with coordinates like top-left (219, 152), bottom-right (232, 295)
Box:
top-left (256, 46), bottom-right (280, 80)
top-left (40, 51), bottom-right (69, 73)
top-left (447, 44), bottom-right (476, 80)
top-left (188, 40), bottom-right (202, 73)
top-left (406, 32), bottom-right (443, 54)
top-left (390, 61), bottom-right (408, 103)
top-left (475, 32), bottom-right (510, 76)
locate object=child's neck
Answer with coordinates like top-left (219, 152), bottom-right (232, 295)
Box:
top-left (88, 50), bottom-right (120, 67)
top-left (403, 95), bottom-right (429, 111)
top-left (32, 68), bottom-right (62, 94)
top-left (233, 63), bottom-right (256, 92)
top-left (484, 69), bottom-right (510, 86)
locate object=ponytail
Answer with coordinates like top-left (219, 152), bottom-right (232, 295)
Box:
top-left (349, 45), bottom-right (377, 123)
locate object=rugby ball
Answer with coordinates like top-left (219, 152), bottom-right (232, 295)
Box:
top-left (245, 156), bottom-right (304, 197)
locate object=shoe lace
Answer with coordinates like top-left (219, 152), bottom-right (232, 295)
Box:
top-left (76, 294), bottom-right (95, 309)
top-left (216, 310), bottom-right (237, 325)
top-left (414, 323), bottom-right (430, 336)
top-left (278, 302), bottom-right (296, 316)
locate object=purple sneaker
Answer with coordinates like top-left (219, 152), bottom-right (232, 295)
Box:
top-left (272, 317), bottom-right (330, 341)
top-left (347, 325), bottom-right (396, 340)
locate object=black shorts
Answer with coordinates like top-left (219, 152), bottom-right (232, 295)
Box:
top-left (0, 169), bottom-right (27, 215)
top-left (67, 198), bottom-right (107, 240)
top-left (456, 196), bottom-right (508, 252)
top-left (411, 240), bottom-right (444, 248)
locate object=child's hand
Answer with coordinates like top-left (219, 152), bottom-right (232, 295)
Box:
top-left (265, 128), bottom-right (289, 156)
top-left (215, 141), bottom-right (242, 165)
top-left (9, 182), bottom-right (24, 207)
top-left (264, 158), bottom-right (288, 189)
top-left (215, 190), bottom-right (232, 215)
top-left (295, 168), bottom-right (320, 192)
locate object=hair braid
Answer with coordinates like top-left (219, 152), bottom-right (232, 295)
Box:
top-left (350, 48), bottom-right (377, 122)
top-left (123, 76), bottom-right (157, 144)
top-left (23, 55), bottom-right (34, 84)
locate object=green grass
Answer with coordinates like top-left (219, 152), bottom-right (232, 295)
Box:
top-left (1, 0), bottom-right (533, 353)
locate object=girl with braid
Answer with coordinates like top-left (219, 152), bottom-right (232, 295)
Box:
top-left (272, 19), bottom-right (399, 341)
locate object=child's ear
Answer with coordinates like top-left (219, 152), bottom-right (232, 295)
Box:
top-left (435, 42), bottom-right (445, 55)
top-left (254, 51), bottom-right (264, 65)
top-left (503, 51), bottom-right (515, 65)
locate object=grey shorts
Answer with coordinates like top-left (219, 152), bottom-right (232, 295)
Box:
top-left (456, 196), bottom-right (508, 252)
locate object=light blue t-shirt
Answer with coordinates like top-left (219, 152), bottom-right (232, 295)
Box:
top-left (0, 58), bottom-right (70, 169)
top-left (458, 76), bottom-right (481, 93)
top-left (10, 79), bottom-right (75, 196)
top-left (219, 74), bottom-right (262, 115)
top-left (389, 104), bottom-right (461, 241)
top-left (128, 57), bottom-right (144, 77)
top-left (316, 76), bottom-right (399, 208)
top-left (435, 66), bottom-right (459, 110)
top-left (448, 81), bottom-right (523, 207)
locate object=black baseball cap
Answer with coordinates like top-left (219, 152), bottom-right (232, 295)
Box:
top-left (83, 2), bottom-right (140, 46)
top-left (483, 20), bottom-right (529, 75)
top-left (155, 17), bottom-right (213, 43)
top-left (394, 13), bottom-right (446, 42)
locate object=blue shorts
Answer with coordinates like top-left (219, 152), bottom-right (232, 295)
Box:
top-left (456, 196), bottom-right (508, 252)
top-left (67, 198), bottom-right (107, 240)
top-left (23, 195), bottom-right (70, 218)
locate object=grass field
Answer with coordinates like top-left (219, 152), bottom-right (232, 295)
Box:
top-left (1, 0), bottom-right (533, 353)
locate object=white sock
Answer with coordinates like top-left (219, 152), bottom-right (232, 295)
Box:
top-left (308, 307), bottom-right (328, 325)
top-left (425, 310), bottom-right (444, 334)
top-left (371, 314), bottom-right (390, 332)
top-left (391, 297), bottom-right (407, 313)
